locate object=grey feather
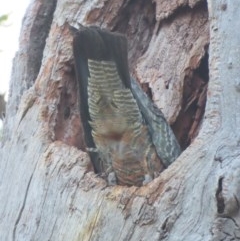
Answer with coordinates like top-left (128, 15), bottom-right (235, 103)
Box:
top-left (131, 78), bottom-right (181, 166)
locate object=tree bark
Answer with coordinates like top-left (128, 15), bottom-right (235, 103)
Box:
top-left (0, 0), bottom-right (240, 240)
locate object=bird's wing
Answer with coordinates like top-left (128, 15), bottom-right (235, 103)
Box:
top-left (131, 78), bottom-right (181, 166)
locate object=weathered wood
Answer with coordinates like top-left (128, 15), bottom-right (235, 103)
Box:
top-left (0, 0), bottom-right (240, 240)
top-left (0, 93), bottom-right (6, 120)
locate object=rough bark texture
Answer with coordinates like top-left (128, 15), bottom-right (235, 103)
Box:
top-left (0, 0), bottom-right (240, 241)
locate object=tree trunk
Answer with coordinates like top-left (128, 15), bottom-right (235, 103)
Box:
top-left (0, 0), bottom-right (239, 240)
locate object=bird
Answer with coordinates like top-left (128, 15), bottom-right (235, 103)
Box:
top-left (72, 25), bottom-right (181, 186)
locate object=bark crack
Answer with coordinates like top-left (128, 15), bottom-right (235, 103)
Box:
top-left (12, 173), bottom-right (34, 241)
top-left (33, 162), bottom-right (59, 237)
top-left (87, 196), bottom-right (104, 241)
top-left (48, 218), bottom-right (57, 240)
top-left (234, 194), bottom-right (240, 211)
top-left (216, 177), bottom-right (225, 214)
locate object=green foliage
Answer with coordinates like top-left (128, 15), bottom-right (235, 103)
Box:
top-left (0, 14), bottom-right (8, 25)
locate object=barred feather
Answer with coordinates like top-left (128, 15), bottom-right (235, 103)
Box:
top-left (72, 25), bottom-right (181, 186)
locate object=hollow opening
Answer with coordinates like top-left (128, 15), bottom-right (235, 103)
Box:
top-left (111, 0), bottom-right (156, 69)
top-left (64, 0), bottom-right (209, 186)
top-left (172, 50), bottom-right (209, 150)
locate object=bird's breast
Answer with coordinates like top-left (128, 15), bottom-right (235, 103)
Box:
top-left (87, 59), bottom-right (163, 186)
